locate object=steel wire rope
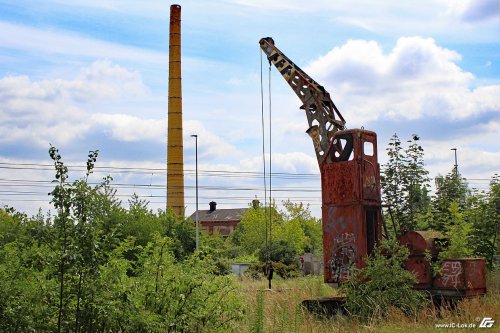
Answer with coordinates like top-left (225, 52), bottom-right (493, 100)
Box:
top-left (268, 55), bottom-right (273, 263)
top-left (260, 46), bottom-right (269, 264)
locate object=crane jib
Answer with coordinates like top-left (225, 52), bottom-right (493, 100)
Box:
top-left (259, 37), bottom-right (346, 164)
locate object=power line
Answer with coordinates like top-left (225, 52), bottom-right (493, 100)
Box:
top-left (0, 161), bottom-right (495, 211)
top-left (1, 162), bottom-right (495, 181)
top-left (0, 162), bottom-right (319, 178)
top-left (0, 198), bottom-right (324, 206)
top-left (0, 179), bottom-right (322, 192)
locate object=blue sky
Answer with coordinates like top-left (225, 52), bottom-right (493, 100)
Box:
top-left (0, 0), bottom-right (499, 217)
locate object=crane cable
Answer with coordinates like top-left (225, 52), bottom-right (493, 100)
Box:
top-left (268, 56), bottom-right (273, 265)
top-left (259, 47), bottom-right (268, 263)
top-left (260, 46), bottom-right (274, 289)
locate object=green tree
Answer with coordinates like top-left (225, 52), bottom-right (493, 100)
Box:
top-left (48, 145), bottom-right (73, 332)
top-left (465, 175), bottom-right (499, 268)
top-left (0, 207), bottom-right (28, 245)
top-left (48, 146), bottom-right (116, 331)
top-left (381, 134), bottom-right (430, 233)
top-left (123, 234), bottom-right (243, 332)
top-left (157, 208), bottom-right (196, 260)
top-left (438, 202), bottom-right (474, 260)
top-left (230, 204), bottom-right (271, 255)
top-left (429, 170), bottom-right (470, 232)
top-left (231, 201), bottom-right (316, 261)
top-left (0, 146), bottom-right (245, 332)
top-left (381, 134), bottom-right (405, 229)
top-left (258, 239), bottom-right (297, 265)
top-left (401, 135), bottom-right (430, 228)
top-left (282, 200), bottom-right (322, 254)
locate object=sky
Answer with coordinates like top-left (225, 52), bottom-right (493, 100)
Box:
top-left (0, 0), bottom-right (499, 218)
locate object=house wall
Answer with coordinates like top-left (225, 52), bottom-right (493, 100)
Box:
top-left (200, 220), bottom-right (240, 236)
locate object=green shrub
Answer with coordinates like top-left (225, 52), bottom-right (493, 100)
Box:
top-left (245, 261), bottom-right (300, 280)
top-left (258, 240), bottom-right (297, 265)
top-left (340, 239), bottom-right (427, 322)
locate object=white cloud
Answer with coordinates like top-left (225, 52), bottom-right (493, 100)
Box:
top-left (447, 0), bottom-right (499, 22)
top-left (305, 37), bottom-right (499, 125)
top-left (424, 138), bottom-right (500, 181)
top-left (240, 152), bottom-right (318, 174)
top-left (70, 60), bottom-right (147, 101)
top-left (0, 59), bottom-right (242, 158)
top-left (91, 114), bottom-right (164, 142)
top-left (0, 60), bottom-right (147, 146)
top-left (184, 120), bottom-right (241, 159)
top-left (477, 120), bottom-right (500, 133)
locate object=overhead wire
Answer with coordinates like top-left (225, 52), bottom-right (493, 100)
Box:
top-left (1, 162), bottom-right (492, 182)
top-left (0, 162), bottom-right (320, 179)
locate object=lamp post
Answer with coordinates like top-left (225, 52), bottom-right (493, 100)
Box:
top-left (451, 148), bottom-right (458, 177)
top-left (191, 134), bottom-right (199, 250)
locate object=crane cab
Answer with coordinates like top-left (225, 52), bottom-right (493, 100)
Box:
top-left (320, 129), bottom-right (382, 284)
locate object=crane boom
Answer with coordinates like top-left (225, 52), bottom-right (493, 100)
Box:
top-left (259, 37), bottom-right (346, 164)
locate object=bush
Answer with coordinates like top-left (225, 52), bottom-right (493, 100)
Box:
top-left (258, 240), bottom-right (297, 265)
top-left (245, 261), bottom-right (300, 280)
top-left (340, 239), bottom-right (427, 322)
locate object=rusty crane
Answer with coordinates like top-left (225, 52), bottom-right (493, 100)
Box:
top-left (259, 37), bottom-right (486, 309)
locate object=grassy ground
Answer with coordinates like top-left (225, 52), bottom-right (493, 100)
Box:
top-left (233, 270), bottom-right (500, 332)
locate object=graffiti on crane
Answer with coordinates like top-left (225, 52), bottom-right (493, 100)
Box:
top-left (325, 206), bottom-right (347, 236)
top-left (329, 232), bottom-right (356, 283)
top-left (441, 261), bottom-right (463, 288)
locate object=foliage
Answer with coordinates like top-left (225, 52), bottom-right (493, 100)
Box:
top-left (381, 134), bottom-right (497, 269)
top-left (230, 253), bottom-right (259, 263)
top-left (429, 171), bottom-right (470, 231)
top-left (271, 262), bottom-right (300, 279)
top-left (340, 239), bottom-right (427, 322)
top-left (466, 175), bottom-right (499, 268)
top-left (438, 202), bottom-right (473, 260)
top-left (403, 135), bottom-right (431, 225)
top-left (2, 140), bottom-right (499, 331)
top-left (123, 235), bottom-right (243, 332)
top-left (0, 147), bottom-right (243, 332)
top-left (281, 200), bottom-right (322, 255)
top-left (230, 200), bottom-right (320, 264)
top-left (258, 239), bottom-right (298, 266)
top-left (382, 134), bottom-right (404, 224)
top-left (245, 261), bottom-right (300, 280)
top-left (251, 291), bottom-right (265, 333)
top-left (381, 134), bottom-right (430, 233)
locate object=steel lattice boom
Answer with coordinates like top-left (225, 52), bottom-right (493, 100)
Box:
top-left (259, 37), bottom-right (346, 164)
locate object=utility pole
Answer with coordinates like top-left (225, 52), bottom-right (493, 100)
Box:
top-left (191, 134), bottom-right (199, 250)
top-left (451, 148), bottom-right (458, 177)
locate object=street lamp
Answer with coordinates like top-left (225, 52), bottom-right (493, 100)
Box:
top-left (191, 134), bottom-right (199, 250)
top-left (451, 148), bottom-right (458, 177)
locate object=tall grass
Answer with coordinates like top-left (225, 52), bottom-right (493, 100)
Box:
top-left (234, 270), bottom-right (500, 332)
